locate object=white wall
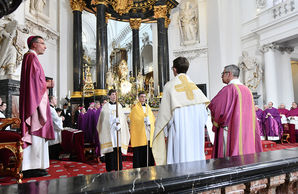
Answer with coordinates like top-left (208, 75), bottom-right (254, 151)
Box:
top-left (58, 0), bottom-right (73, 105)
top-left (207, 0), bottom-right (242, 98)
top-left (292, 62), bottom-right (298, 103)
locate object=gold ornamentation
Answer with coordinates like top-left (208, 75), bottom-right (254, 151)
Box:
top-left (83, 65), bottom-right (95, 97)
top-left (154, 5), bottom-right (167, 19)
top-left (111, 0), bottom-right (133, 15)
top-left (95, 89), bottom-right (107, 95)
top-left (71, 91), bottom-right (82, 98)
top-left (174, 75), bottom-right (198, 100)
top-left (165, 17), bottom-right (171, 28)
top-left (129, 18), bottom-right (142, 30)
top-left (70, 0), bottom-right (86, 12)
top-left (105, 13), bottom-right (111, 23)
top-left (92, 0), bottom-right (107, 6)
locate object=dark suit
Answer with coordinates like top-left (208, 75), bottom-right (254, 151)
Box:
top-left (73, 110), bottom-right (80, 129)
top-left (61, 109), bottom-right (72, 127)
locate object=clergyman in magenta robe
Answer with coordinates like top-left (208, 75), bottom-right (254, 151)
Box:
top-left (263, 102), bottom-right (283, 140)
top-left (209, 65), bottom-right (262, 159)
top-left (78, 108), bottom-right (86, 131)
top-left (20, 36), bottom-right (55, 175)
top-left (255, 106), bottom-right (265, 137)
top-left (286, 102), bottom-right (298, 143)
top-left (278, 104), bottom-right (289, 138)
top-left (84, 106), bottom-right (95, 143)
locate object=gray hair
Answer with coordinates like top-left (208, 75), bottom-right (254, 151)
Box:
top-left (224, 64), bottom-right (240, 78)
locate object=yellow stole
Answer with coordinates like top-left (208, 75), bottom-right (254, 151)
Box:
top-left (129, 102), bottom-right (155, 147)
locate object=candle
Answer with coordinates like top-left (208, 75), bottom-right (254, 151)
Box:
top-left (68, 90), bottom-right (70, 98)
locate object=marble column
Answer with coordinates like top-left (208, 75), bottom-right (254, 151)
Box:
top-left (154, 5), bottom-right (168, 93)
top-left (164, 17), bottom-right (170, 84)
top-left (130, 18), bottom-right (142, 79)
top-left (70, 0), bottom-right (85, 98)
top-left (261, 44), bottom-right (279, 105)
top-left (95, 2), bottom-right (108, 96)
top-left (278, 47), bottom-right (295, 108)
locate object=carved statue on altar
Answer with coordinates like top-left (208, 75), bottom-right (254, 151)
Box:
top-left (118, 60), bottom-right (129, 81)
top-left (106, 69), bottom-right (115, 90)
top-left (0, 16), bottom-right (27, 80)
top-left (136, 72), bottom-right (144, 91)
top-left (178, 0), bottom-right (199, 46)
top-left (83, 65), bottom-right (94, 96)
top-left (148, 77), bottom-right (154, 98)
top-left (117, 60), bottom-right (132, 95)
top-left (238, 51), bottom-right (263, 91)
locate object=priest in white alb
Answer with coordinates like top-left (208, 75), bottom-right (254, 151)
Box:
top-left (152, 57), bottom-right (210, 165)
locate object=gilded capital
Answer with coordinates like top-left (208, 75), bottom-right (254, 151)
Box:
top-left (129, 18), bottom-right (142, 30)
top-left (165, 17), bottom-right (171, 28)
top-left (70, 0), bottom-right (86, 12)
top-left (154, 5), bottom-right (168, 19)
top-left (92, 0), bottom-right (107, 6)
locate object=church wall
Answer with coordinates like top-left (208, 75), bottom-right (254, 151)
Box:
top-left (292, 61), bottom-right (298, 103)
top-left (58, 0), bottom-right (73, 105)
top-left (169, 0), bottom-right (210, 97)
top-left (206, 0), bottom-right (242, 98)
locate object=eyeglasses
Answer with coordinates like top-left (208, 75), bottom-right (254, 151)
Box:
top-left (221, 71), bottom-right (229, 76)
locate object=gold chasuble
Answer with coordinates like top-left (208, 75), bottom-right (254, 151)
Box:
top-left (97, 103), bottom-right (130, 155)
top-left (152, 74), bottom-right (210, 165)
top-left (129, 102), bottom-right (155, 148)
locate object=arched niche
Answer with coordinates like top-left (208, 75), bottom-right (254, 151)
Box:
top-left (141, 44), bottom-right (153, 74)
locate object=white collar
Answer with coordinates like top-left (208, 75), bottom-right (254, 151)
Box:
top-left (29, 49), bottom-right (38, 56)
top-left (228, 79), bottom-right (242, 85)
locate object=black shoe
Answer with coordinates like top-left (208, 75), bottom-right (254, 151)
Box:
top-left (22, 169), bottom-right (48, 179)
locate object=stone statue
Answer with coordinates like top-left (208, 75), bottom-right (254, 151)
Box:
top-left (0, 18), bottom-right (17, 79)
top-left (30, 0), bottom-right (46, 13)
top-left (178, 0), bottom-right (199, 46)
top-left (0, 16), bottom-right (28, 80)
top-left (238, 51), bottom-right (263, 91)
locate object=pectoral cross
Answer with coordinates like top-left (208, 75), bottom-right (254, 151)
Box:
top-left (175, 75), bottom-right (198, 100)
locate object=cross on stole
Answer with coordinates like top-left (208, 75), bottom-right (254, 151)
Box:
top-left (174, 75), bottom-right (198, 100)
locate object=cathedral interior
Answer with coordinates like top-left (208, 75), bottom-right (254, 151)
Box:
top-left (0, 0), bottom-right (298, 193)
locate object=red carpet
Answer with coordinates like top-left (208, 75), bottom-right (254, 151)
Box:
top-left (1, 141), bottom-right (297, 186)
top-left (0, 160), bottom-right (132, 186)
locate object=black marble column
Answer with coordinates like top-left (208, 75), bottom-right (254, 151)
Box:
top-left (73, 10), bottom-right (83, 93)
top-left (164, 26), bottom-right (169, 84)
top-left (132, 29), bottom-right (140, 79)
top-left (96, 4), bottom-right (108, 92)
top-left (157, 17), bottom-right (166, 92)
